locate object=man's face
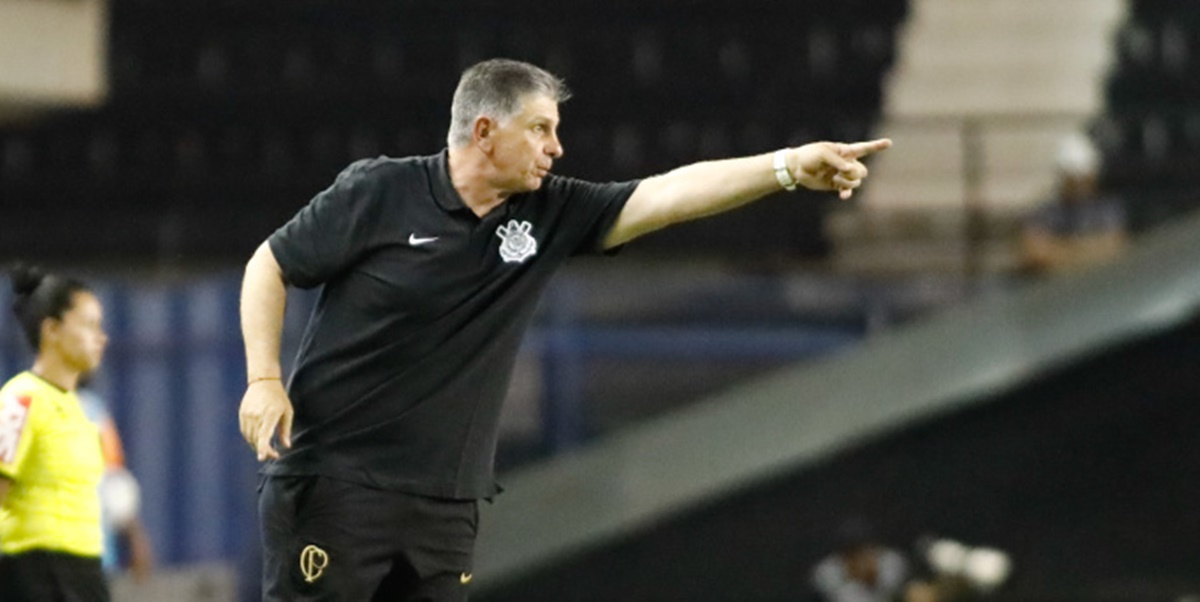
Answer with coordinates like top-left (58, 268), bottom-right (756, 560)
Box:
top-left (488, 93), bottom-right (563, 193)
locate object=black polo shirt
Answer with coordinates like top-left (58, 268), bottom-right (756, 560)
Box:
top-left (265, 151), bottom-right (639, 499)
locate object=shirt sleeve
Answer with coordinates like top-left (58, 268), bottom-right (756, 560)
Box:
top-left (547, 177), bottom-right (641, 256)
top-left (0, 389), bottom-right (37, 480)
top-left (269, 159), bottom-right (387, 289)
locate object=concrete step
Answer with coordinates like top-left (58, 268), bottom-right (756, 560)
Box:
top-left (861, 177), bottom-right (1053, 210)
top-left (889, 65), bottom-right (1111, 115)
top-left (910, 0), bottom-right (1124, 30)
top-left (901, 34), bottom-right (1116, 70)
top-left (887, 0), bottom-right (1125, 116)
top-left (862, 119), bottom-right (1085, 209)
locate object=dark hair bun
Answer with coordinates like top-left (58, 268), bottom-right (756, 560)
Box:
top-left (10, 263), bottom-right (46, 297)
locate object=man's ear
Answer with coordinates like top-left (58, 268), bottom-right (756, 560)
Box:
top-left (473, 116), bottom-right (495, 153)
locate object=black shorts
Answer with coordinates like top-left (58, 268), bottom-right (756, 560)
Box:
top-left (259, 474), bottom-right (478, 602)
top-left (0, 549), bottom-right (110, 602)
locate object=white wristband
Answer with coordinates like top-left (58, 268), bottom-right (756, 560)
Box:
top-left (773, 149), bottom-right (797, 191)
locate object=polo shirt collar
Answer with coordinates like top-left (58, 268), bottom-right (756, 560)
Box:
top-left (430, 149), bottom-right (468, 213)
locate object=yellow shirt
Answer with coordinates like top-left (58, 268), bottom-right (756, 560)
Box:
top-left (0, 371), bottom-right (104, 557)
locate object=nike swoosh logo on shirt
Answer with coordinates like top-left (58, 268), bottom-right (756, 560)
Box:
top-left (409, 234), bottom-right (439, 246)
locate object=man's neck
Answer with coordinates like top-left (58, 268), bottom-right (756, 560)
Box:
top-left (448, 147), bottom-right (510, 218)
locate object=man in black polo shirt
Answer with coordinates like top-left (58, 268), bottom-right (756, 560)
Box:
top-left (238, 58), bottom-right (890, 601)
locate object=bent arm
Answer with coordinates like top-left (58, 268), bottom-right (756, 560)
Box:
top-left (241, 242), bottom-right (288, 381)
top-left (603, 140), bottom-right (890, 249)
top-left (238, 241), bottom-right (296, 460)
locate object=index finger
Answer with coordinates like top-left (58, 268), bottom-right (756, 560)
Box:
top-left (840, 138), bottom-right (893, 159)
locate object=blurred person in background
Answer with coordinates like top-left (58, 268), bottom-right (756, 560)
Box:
top-left (813, 529), bottom-right (1014, 602)
top-left (1019, 132), bottom-right (1128, 275)
top-left (238, 58), bottom-right (891, 601)
top-left (0, 265), bottom-right (111, 601)
top-left (77, 381), bottom-right (155, 583)
top-left (811, 517), bottom-right (937, 602)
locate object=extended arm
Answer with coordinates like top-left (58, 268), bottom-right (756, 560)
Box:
top-left (237, 242), bottom-right (294, 461)
top-left (604, 139), bottom-right (891, 249)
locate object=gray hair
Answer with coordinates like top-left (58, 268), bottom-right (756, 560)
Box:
top-left (446, 59), bottom-right (570, 148)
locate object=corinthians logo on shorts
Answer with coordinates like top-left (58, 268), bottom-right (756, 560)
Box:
top-left (496, 220), bottom-right (537, 263)
top-left (299, 544), bottom-right (329, 583)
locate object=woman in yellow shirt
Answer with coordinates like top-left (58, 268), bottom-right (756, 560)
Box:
top-left (0, 265), bottom-right (110, 601)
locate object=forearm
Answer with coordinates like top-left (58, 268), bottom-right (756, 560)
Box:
top-left (605, 153), bottom-right (782, 247)
top-left (241, 242), bottom-right (288, 380)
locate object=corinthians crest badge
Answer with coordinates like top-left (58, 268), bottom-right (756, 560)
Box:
top-left (496, 220), bottom-right (537, 263)
top-left (299, 544), bottom-right (329, 583)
